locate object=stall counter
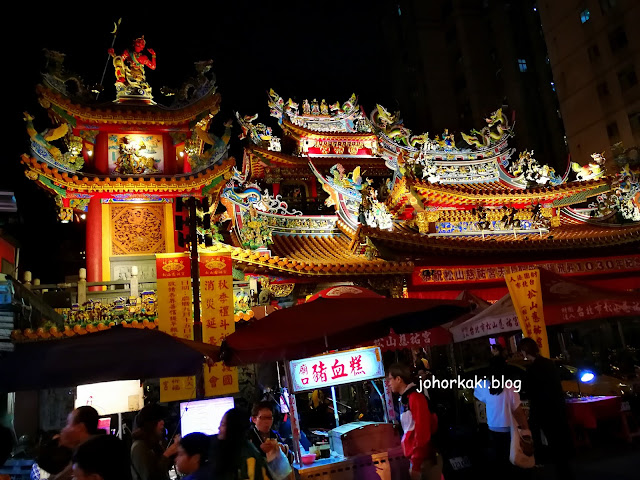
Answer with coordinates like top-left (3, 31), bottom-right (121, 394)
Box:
top-left (293, 446), bottom-right (410, 480)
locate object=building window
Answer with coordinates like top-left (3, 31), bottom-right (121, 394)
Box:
top-left (596, 82), bottom-right (610, 98)
top-left (600, 0), bottom-right (617, 14)
top-left (580, 8), bottom-right (591, 23)
top-left (608, 26), bottom-right (628, 53)
top-left (518, 59), bottom-right (528, 72)
top-left (587, 44), bottom-right (601, 63)
top-left (606, 121), bottom-right (620, 143)
top-left (618, 65), bottom-right (638, 92)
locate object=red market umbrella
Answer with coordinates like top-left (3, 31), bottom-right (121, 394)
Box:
top-left (306, 285), bottom-right (384, 302)
top-left (220, 297), bottom-right (471, 365)
top-left (0, 326), bottom-right (220, 392)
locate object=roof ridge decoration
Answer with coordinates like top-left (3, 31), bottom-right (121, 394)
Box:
top-left (589, 162), bottom-right (640, 222)
top-left (24, 112), bottom-right (84, 173)
top-left (504, 150), bottom-right (565, 188)
top-left (108, 36), bottom-right (157, 104)
top-left (222, 167), bottom-right (303, 217)
top-left (40, 45), bottom-right (218, 112)
top-left (310, 161), bottom-right (393, 232)
top-left (268, 90), bottom-right (372, 134)
top-left (235, 111), bottom-right (281, 151)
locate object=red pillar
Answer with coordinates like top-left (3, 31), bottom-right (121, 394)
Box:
top-left (272, 183), bottom-right (280, 196)
top-left (86, 197), bottom-right (102, 290)
top-left (94, 133), bottom-right (109, 174)
top-left (310, 178), bottom-right (318, 198)
top-left (163, 134), bottom-right (177, 175)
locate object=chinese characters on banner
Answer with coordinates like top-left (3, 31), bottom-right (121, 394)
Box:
top-left (505, 268), bottom-right (550, 358)
top-left (413, 254), bottom-right (640, 285)
top-left (371, 327), bottom-right (452, 352)
top-left (289, 347), bottom-right (385, 393)
top-left (155, 253), bottom-right (196, 402)
top-left (199, 251), bottom-right (238, 397)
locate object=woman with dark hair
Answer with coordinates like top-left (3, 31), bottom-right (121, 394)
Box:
top-left (474, 355), bottom-right (532, 477)
top-left (209, 408), bottom-right (271, 480)
top-left (130, 404), bottom-right (179, 480)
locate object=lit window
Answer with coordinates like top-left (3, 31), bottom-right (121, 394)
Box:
top-left (518, 59), bottom-right (528, 72)
top-left (580, 8), bottom-right (590, 23)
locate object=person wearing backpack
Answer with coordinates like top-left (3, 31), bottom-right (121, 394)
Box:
top-left (387, 363), bottom-right (442, 480)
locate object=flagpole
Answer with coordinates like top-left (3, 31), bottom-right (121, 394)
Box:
top-left (96, 18), bottom-right (122, 100)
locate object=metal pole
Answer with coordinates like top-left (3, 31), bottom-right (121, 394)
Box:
top-left (117, 413), bottom-right (123, 439)
top-left (371, 380), bottom-right (389, 423)
top-left (284, 360), bottom-right (302, 464)
top-left (190, 197), bottom-right (202, 342)
top-left (97, 19), bottom-right (121, 100)
top-left (331, 386), bottom-right (340, 428)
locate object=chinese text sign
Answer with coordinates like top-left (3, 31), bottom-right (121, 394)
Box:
top-left (289, 347), bottom-right (384, 393)
top-left (505, 268), bottom-right (550, 358)
top-left (199, 251), bottom-right (239, 396)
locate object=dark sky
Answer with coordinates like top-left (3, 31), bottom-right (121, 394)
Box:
top-left (6, 2), bottom-right (398, 282)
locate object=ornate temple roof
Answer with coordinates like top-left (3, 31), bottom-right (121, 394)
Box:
top-left (245, 145), bottom-right (389, 180)
top-left (22, 155), bottom-right (235, 195)
top-left (228, 233), bottom-right (412, 278)
top-left (36, 84), bottom-right (222, 127)
top-left (281, 118), bottom-right (378, 141)
top-left (399, 176), bottom-right (611, 208)
top-left (359, 221), bottom-right (640, 256)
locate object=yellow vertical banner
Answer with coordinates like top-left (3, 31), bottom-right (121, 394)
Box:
top-left (505, 267), bottom-right (550, 358)
top-left (155, 253), bottom-right (196, 402)
top-left (199, 251), bottom-right (239, 396)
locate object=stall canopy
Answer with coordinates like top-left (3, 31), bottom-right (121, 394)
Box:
top-left (0, 326), bottom-right (220, 392)
top-left (220, 297), bottom-right (471, 365)
top-left (450, 268), bottom-right (640, 342)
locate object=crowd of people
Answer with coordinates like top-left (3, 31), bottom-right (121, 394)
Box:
top-left (3, 336), bottom-right (579, 480)
top-left (26, 400), bottom-right (293, 480)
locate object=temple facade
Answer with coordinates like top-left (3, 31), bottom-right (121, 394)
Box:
top-left (17, 43), bottom-right (640, 331)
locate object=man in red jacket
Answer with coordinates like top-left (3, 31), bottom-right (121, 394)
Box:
top-left (387, 363), bottom-right (442, 480)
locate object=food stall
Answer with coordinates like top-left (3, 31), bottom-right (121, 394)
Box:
top-left (284, 345), bottom-right (410, 480)
top-left (219, 295), bottom-right (471, 479)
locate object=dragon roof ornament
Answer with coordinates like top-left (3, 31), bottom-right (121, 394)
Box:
top-left (268, 89), bottom-right (371, 133)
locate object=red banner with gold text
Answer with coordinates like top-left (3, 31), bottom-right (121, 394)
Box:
top-left (199, 251), bottom-right (239, 397)
top-left (156, 253), bottom-right (196, 402)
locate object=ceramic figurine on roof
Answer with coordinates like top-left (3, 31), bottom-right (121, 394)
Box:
top-left (590, 162), bottom-right (640, 222)
top-left (460, 108), bottom-right (512, 149)
top-left (108, 36), bottom-right (156, 103)
top-left (571, 152), bottom-right (606, 181)
top-left (507, 150), bottom-right (563, 187)
top-left (24, 112), bottom-right (84, 173)
top-left (269, 89), bottom-right (370, 133)
top-left (235, 112), bottom-right (277, 150)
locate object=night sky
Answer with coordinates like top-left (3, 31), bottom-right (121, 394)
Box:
top-left (6, 2), bottom-right (400, 282)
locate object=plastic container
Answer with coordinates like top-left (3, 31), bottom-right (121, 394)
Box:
top-left (301, 453), bottom-right (316, 465)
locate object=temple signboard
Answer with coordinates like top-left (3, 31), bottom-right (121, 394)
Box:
top-left (412, 254), bottom-right (640, 286)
